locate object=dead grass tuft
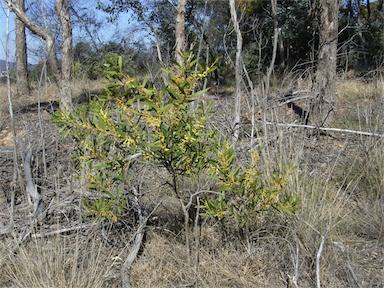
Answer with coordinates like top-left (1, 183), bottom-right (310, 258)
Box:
top-left (336, 79), bottom-right (383, 101)
top-left (1, 232), bottom-right (117, 288)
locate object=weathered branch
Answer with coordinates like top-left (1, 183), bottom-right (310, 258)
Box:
top-left (121, 193), bottom-right (162, 288)
top-left (16, 137), bottom-right (43, 217)
top-left (263, 121), bottom-right (384, 138)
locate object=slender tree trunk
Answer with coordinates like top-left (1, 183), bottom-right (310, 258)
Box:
top-left (175, 0), bottom-right (187, 65)
top-left (4, 0), bottom-right (73, 111)
top-left (229, 0), bottom-right (242, 143)
top-left (15, 0), bottom-right (30, 97)
top-left (4, 1), bottom-right (60, 82)
top-left (265, 0), bottom-right (278, 96)
top-left (310, 0), bottom-right (338, 127)
top-left (56, 0), bottom-right (73, 111)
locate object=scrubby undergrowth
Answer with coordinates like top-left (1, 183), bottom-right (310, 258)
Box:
top-left (0, 72), bottom-right (383, 287)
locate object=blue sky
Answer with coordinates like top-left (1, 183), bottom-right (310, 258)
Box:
top-left (0, 2), bottom-right (145, 65)
top-left (0, 4), bottom-right (16, 63)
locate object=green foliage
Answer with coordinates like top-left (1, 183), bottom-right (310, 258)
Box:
top-left (52, 52), bottom-right (216, 221)
top-left (52, 52), bottom-right (299, 225)
top-left (201, 142), bottom-right (300, 227)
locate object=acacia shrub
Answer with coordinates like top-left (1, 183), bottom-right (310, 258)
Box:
top-left (52, 52), bottom-right (299, 227)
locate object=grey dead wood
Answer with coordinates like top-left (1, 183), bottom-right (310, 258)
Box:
top-left (121, 193), bottom-right (162, 288)
top-left (263, 121), bottom-right (384, 138)
top-left (16, 137), bottom-right (43, 217)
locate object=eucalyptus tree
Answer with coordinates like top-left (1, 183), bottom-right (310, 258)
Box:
top-left (98, 0), bottom-right (209, 65)
top-left (97, 0), bottom-right (166, 64)
top-left (3, 0), bottom-right (74, 111)
top-left (175, 0), bottom-right (187, 65)
top-left (229, 0), bottom-right (242, 143)
top-left (309, 0), bottom-right (338, 127)
top-left (15, 0), bottom-right (30, 97)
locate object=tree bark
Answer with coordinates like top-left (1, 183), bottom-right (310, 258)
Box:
top-left (15, 0), bottom-right (30, 97)
top-left (310, 0), bottom-right (338, 127)
top-left (229, 0), bottom-right (242, 143)
top-left (4, 0), bottom-right (60, 83)
top-left (175, 0), bottom-right (187, 65)
top-left (56, 0), bottom-right (73, 111)
top-left (4, 0), bottom-right (73, 111)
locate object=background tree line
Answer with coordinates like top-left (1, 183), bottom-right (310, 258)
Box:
top-left (2, 0), bottom-right (384, 123)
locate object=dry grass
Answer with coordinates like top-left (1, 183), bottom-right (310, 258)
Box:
top-left (0, 79), bottom-right (104, 118)
top-left (131, 230), bottom-right (289, 287)
top-left (0, 231), bottom-right (119, 288)
top-left (337, 79), bottom-right (383, 101)
top-left (0, 74), bottom-right (383, 287)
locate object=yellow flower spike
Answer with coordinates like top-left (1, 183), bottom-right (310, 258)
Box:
top-left (251, 150), bottom-right (259, 163)
top-left (143, 112), bottom-right (161, 128)
top-left (125, 76), bottom-right (135, 85)
top-left (123, 137), bottom-right (135, 147)
top-left (100, 109), bottom-right (108, 120)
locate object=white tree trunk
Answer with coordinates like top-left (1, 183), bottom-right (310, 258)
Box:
top-left (229, 0), bottom-right (243, 143)
top-left (175, 0), bottom-right (187, 65)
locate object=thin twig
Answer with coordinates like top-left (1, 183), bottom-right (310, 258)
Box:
top-left (4, 2), bottom-right (17, 236)
top-left (316, 234), bottom-right (326, 288)
top-left (263, 121), bottom-right (384, 138)
top-left (33, 222), bottom-right (99, 238)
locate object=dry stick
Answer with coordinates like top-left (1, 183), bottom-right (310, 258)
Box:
top-left (242, 60), bottom-right (259, 149)
top-left (291, 229), bottom-right (300, 287)
top-left (4, 3), bottom-right (17, 235)
top-left (193, 196), bottom-right (201, 279)
top-left (298, 216), bottom-right (331, 288)
top-left (37, 60), bottom-right (48, 178)
top-left (121, 198), bottom-right (162, 288)
top-left (180, 199), bottom-right (192, 265)
top-left (16, 137), bottom-right (43, 217)
top-left (263, 121), bottom-right (384, 138)
top-left (33, 222), bottom-right (99, 238)
top-left (333, 241), bottom-right (363, 288)
top-left (316, 234), bottom-right (326, 288)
